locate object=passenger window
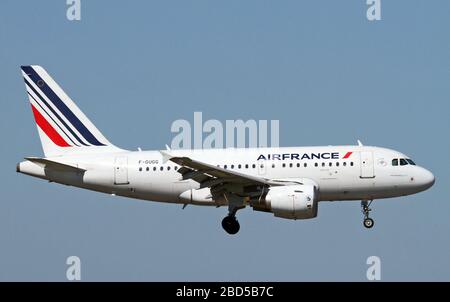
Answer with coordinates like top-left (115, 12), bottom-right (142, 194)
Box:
top-left (350, 162), bottom-right (354, 166)
top-left (167, 166), bottom-right (170, 171)
top-left (304, 163), bottom-right (307, 168)
top-left (146, 167), bottom-right (149, 171)
top-left (238, 164), bottom-right (241, 169)
top-left (160, 166), bottom-right (163, 171)
top-left (336, 162), bottom-right (339, 167)
top-left (272, 164), bottom-right (275, 168)
top-left (174, 166), bottom-right (178, 171)
top-left (231, 164), bottom-right (234, 169)
top-left (252, 164), bottom-right (256, 168)
top-left (315, 163), bottom-right (318, 167)
top-left (343, 162), bottom-right (347, 167)
top-left (139, 167), bottom-right (142, 172)
top-left (322, 162), bottom-right (325, 167)
top-left (289, 163), bottom-right (293, 168)
top-left (329, 162), bottom-right (332, 167)
top-left (153, 167), bottom-right (157, 171)
top-left (245, 164), bottom-right (249, 169)
top-left (400, 159), bottom-right (408, 166)
top-left (224, 165), bottom-right (228, 169)
top-left (297, 163), bottom-right (300, 168)
top-left (282, 163), bottom-right (286, 168)
top-left (392, 159), bottom-right (398, 166)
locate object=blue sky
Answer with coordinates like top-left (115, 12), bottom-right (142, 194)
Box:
top-left (0, 1), bottom-right (449, 281)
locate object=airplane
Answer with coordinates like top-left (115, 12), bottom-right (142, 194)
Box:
top-left (16, 65), bottom-right (435, 234)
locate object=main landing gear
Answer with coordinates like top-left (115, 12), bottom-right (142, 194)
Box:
top-left (361, 200), bottom-right (374, 229)
top-left (222, 205), bottom-right (244, 235)
top-left (222, 215), bottom-right (240, 235)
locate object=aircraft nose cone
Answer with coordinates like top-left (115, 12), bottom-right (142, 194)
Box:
top-left (418, 168), bottom-right (435, 190)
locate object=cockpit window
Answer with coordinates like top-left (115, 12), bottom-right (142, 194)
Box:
top-left (393, 158), bottom-right (416, 166)
top-left (406, 159), bottom-right (416, 165)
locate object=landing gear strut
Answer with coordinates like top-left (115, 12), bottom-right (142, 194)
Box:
top-left (361, 200), bottom-right (374, 229)
top-left (222, 203), bottom-right (243, 235)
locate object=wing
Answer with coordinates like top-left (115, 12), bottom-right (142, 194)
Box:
top-left (161, 151), bottom-right (293, 201)
top-left (162, 151), bottom-right (317, 213)
top-left (164, 152), bottom-right (274, 183)
top-left (174, 157), bottom-right (271, 185)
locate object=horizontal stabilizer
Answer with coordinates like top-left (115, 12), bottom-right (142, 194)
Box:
top-left (25, 157), bottom-right (86, 172)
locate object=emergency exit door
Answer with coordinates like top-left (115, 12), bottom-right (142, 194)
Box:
top-left (114, 157), bottom-right (129, 185)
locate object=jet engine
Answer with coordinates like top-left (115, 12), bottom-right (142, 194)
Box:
top-left (253, 184), bottom-right (318, 219)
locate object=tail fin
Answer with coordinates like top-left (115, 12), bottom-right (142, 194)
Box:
top-left (20, 65), bottom-right (122, 157)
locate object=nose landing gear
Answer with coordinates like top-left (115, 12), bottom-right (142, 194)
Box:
top-left (362, 200), bottom-right (374, 229)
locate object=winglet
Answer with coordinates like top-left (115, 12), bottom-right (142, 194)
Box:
top-left (357, 140), bottom-right (363, 146)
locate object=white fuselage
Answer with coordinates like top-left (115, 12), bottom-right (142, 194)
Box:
top-left (17, 145), bottom-right (435, 206)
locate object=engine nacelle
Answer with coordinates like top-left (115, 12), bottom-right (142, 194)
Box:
top-left (178, 187), bottom-right (227, 206)
top-left (264, 184), bottom-right (318, 220)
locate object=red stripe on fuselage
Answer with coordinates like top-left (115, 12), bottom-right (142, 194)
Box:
top-left (31, 104), bottom-right (71, 147)
top-left (343, 151), bottom-right (353, 159)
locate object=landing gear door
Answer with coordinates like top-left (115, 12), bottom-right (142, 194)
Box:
top-left (360, 151), bottom-right (375, 178)
top-left (114, 157), bottom-right (129, 185)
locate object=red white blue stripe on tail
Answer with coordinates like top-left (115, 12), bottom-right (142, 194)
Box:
top-left (21, 65), bottom-right (119, 156)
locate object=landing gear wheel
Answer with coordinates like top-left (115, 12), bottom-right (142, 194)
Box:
top-left (363, 217), bottom-right (374, 229)
top-left (361, 200), bottom-right (374, 229)
top-left (222, 216), bottom-right (240, 235)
